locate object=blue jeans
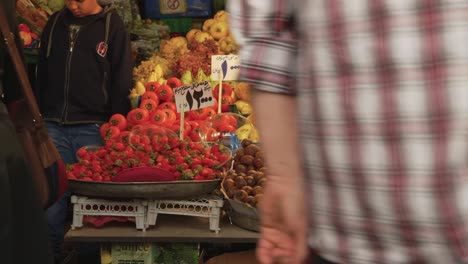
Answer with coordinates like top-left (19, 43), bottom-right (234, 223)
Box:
top-left (45, 122), bottom-right (103, 260)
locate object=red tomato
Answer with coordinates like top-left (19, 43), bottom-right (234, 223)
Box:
top-left (109, 114), bottom-right (127, 131)
top-left (211, 97), bottom-right (219, 112)
top-left (118, 131), bottom-right (131, 144)
top-left (149, 109), bottom-right (167, 125)
top-left (166, 77), bottom-right (182, 89)
top-left (102, 126), bottom-right (121, 141)
top-left (156, 84), bottom-right (174, 102)
top-left (224, 114), bottom-right (238, 127)
top-left (139, 98), bottom-right (159, 113)
top-left (217, 123), bottom-right (236, 133)
top-left (205, 108), bottom-right (217, 119)
top-left (170, 121), bottom-right (191, 138)
top-left (127, 108), bottom-right (150, 125)
top-left (141, 91), bottom-right (159, 104)
top-left (100, 123), bottom-right (111, 139)
top-left (158, 101), bottom-right (177, 112)
top-left (188, 120), bottom-right (201, 130)
top-left (210, 114), bottom-right (231, 129)
top-left (161, 108), bottom-right (177, 123)
top-left (221, 95), bottom-right (235, 112)
top-left (145, 81), bottom-right (160, 92)
top-left (187, 108), bottom-right (209, 120)
top-left (213, 83), bottom-right (233, 99)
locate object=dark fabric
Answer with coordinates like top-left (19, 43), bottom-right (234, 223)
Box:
top-left (37, 7), bottom-right (132, 124)
top-left (0, 107), bottom-right (53, 264)
top-left (0, 0), bottom-right (24, 103)
top-left (0, 2), bottom-right (54, 263)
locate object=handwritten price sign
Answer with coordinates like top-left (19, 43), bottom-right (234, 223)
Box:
top-left (211, 55), bottom-right (240, 81)
top-left (174, 81), bottom-right (214, 113)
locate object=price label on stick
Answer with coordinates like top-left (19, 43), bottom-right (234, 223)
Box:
top-left (173, 81), bottom-right (214, 113)
top-left (211, 55), bottom-right (240, 81)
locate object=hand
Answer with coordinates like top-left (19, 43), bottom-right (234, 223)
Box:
top-left (256, 176), bottom-right (308, 264)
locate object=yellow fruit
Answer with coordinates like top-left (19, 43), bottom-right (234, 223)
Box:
top-left (19, 31), bottom-right (32, 46)
top-left (214, 10), bottom-right (229, 22)
top-left (248, 127), bottom-right (259, 142)
top-left (158, 78), bottom-right (166, 85)
top-left (202, 19), bottom-right (216, 32)
top-left (246, 112), bottom-right (256, 125)
top-left (236, 124), bottom-right (253, 141)
top-left (135, 81), bottom-right (146, 95)
top-left (209, 21), bottom-right (229, 40)
top-left (181, 70), bottom-right (193, 85)
top-left (186, 29), bottom-right (201, 43)
top-left (219, 35), bottom-right (239, 54)
top-left (235, 100), bottom-right (253, 116)
top-left (234, 82), bottom-right (251, 101)
top-left (194, 31), bottom-right (213, 43)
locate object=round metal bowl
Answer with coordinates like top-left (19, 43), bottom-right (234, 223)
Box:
top-left (230, 209), bottom-right (260, 232)
top-left (68, 179), bottom-right (221, 199)
top-left (225, 198), bottom-right (260, 232)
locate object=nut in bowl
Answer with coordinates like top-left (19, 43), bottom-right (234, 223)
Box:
top-left (219, 138), bottom-right (267, 231)
top-left (220, 171), bottom-right (261, 232)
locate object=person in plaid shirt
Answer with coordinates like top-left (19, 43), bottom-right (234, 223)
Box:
top-left (229, 0), bottom-right (468, 263)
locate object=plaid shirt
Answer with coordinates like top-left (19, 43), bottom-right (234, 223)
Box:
top-left (229, 0), bottom-right (468, 263)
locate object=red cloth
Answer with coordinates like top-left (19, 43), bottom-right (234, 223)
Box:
top-left (83, 216), bottom-right (134, 228)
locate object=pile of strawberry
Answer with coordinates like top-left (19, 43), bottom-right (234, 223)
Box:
top-left (68, 136), bottom-right (230, 182)
top-left (67, 77), bottom-right (235, 182)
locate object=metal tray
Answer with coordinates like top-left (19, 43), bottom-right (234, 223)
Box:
top-left (68, 179), bottom-right (221, 199)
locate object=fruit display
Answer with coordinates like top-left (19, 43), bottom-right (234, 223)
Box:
top-left (129, 10), bottom-right (259, 143)
top-left (222, 140), bottom-right (266, 208)
top-left (18, 23), bottom-right (40, 48)
top-left (16, 0), bottom-right (50, 35)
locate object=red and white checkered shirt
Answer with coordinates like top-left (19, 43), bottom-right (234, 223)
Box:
top-left (229, 0), bottom-right (468, 263)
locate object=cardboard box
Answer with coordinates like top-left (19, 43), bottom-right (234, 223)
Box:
top-left (101, 243), bottom-right (200, 264)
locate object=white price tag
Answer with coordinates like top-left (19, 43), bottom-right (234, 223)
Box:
top-left (174, 81), bottom-right (214, 113)
top-left (211, 55), bottom-right (240, 81)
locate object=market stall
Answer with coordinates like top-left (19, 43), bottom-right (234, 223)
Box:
top-left (15, 1), bottom-right (266, 263)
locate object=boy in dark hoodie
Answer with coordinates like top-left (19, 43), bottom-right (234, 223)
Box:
top-left (37, 0), bottom-right (133, 261)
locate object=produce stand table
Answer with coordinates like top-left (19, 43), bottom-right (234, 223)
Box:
top-left (65, 214), bottom-right (259, 243)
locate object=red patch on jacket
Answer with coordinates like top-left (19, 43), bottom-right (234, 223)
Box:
top-left (96, 42), bottom-right (108, 57)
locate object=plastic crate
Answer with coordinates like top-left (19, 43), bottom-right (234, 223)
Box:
top-left (147, 196), bottom-right (224, 233)
top-left (70, 195), bottom-right (224, 232)
top-left (161, 17), bottom-right (193, 34)
top-left (70, 195), bottom-right (148, 231)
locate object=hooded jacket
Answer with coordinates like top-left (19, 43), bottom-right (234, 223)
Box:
top-left (37, 5), bottom-right (132, 124)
